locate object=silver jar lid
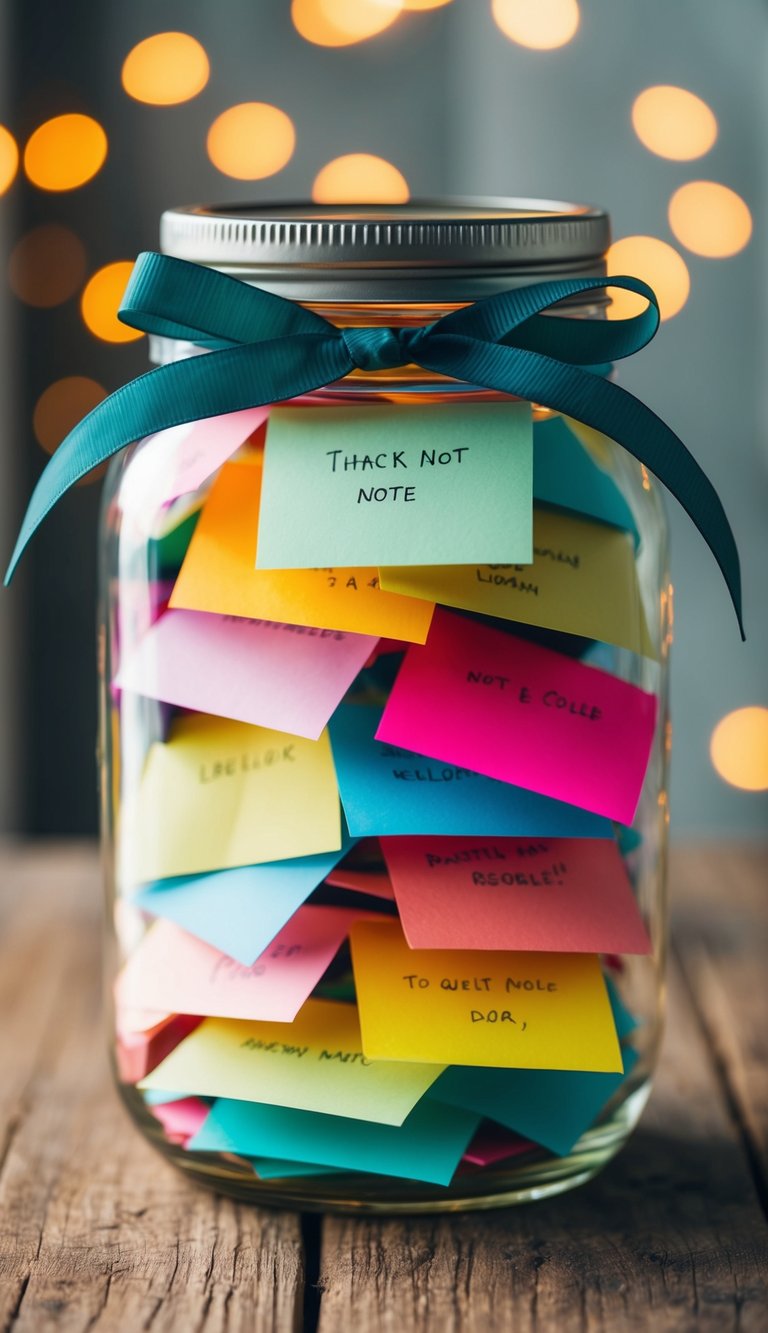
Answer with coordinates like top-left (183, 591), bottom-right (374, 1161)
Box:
top-left (160, 198), bottom-right (610, 303)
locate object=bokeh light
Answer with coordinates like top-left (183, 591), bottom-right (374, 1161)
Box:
top-left (292, 0), bottom-right (402, 47)
top-left (668, 181), bottom-right (752, 258)
top-left (0, 125), bottom-right (19, 195)
top-left (8, 225), bottom-right (87, 307)
top-left (492, 0), bottom-right (580, 49)
top-left (81, 262), bottom-right (143, 343)
top-left (33, 377), bottom-right (107, 455)
top-left (631, 86), bottom-right (717, 161)
top-left (312, 153), bottom-right (410, 202)
top-left (607, 236), bottom-right (690, 321)
top-left (121, 32), bottom-right (210, 105)
top-left (206, 103), bottom-right (295, 179)
top-left (710, 707), bottom-right (768, 791)
top-left (24, 114), bottom-right (107, 191)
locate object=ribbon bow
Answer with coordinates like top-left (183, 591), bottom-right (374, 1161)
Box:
top-left (4, 251), bottom-right (743, 637)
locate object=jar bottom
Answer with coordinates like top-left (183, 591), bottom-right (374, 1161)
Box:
top-left (117, 1079), bottom-right (653, 1214)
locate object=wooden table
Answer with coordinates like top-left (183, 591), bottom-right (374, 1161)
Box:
top-left (0, 843), bottom-right (766, 1331)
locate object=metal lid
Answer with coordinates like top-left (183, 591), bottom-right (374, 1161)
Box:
top-left (160, 198), bottom-right (610, 302)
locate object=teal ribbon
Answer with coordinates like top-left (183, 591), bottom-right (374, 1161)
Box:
top-left (5, 251), bottom-right (743, 637)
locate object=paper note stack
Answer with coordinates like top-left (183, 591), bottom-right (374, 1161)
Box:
top-left (110, 402), bottom-right (658, 1188)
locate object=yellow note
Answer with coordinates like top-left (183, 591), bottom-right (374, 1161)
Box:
top-left (170, 457), bottom-right (435, 643)
top-left (380, 506), bottom-right (656, 658)
top-left (349, 919), bottom-right (623, 1073)
top-left (140, 998), bottom-right (444, 1125)
top-left (119, 712), bottom-right (341, 885)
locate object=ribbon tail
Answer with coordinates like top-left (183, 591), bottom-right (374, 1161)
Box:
top-left (4, 335), bottom-right (351, 585)
top-left (420, 334), bottom-right (745, 638)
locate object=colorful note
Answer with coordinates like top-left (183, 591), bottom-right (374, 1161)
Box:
top-left (189, 1097), bottom-right (480, 1186)
top-left (462, 1123), bottom-right (535, 1167)
top-left (376, 609), bottom-right (658, 825)
top-left (330, 704), bottom-right (612, 839)
top-left (116, 906), bottom-right (364, 1024)
top-left (379, 505), bottom-right (655, 657)
top-left (170, 458), bottom-right (434, 642)
top-left (119, 712), bottom-right (341, 885)
top-left (324, 866), bottom-right (395, 901)
top-left (149, 1096), bottom-right (211, 1145)
top-left (349, 919), bottom-right (623, 1072)
top-left (380, 836), bottom-right (651, 954)
top-left (116, 609), bottom-right (376, 740)
top-left (431, 1049), bottom-right (638, 1156)
top-left (256, 403), bottom-right (533, 569)
top-left (532, 415), bottom-right (639, 542)
top-left (250, 1158), bottom-right (348, 1180)
top-left (115, 1013), bottom-right (201, 1084)
top-left (133, 839), bottom-right (354, 966)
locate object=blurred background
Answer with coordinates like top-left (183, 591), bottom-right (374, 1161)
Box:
top-left (0, 0), bottom-right (765, 839)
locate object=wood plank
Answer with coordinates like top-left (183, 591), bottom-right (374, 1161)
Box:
top-left (316, 850), bottom-right (768, 1332)
top-left (0, 844), bottom-right (305, 1333)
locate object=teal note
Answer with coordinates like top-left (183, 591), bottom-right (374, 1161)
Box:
top-left (256, 402), bottom-right (533, 569)
top-left (533, 416), bottom-right (639, 543)
top-left (188, 1097), bottom-right (480, 1186)
top-left (249, 1158), bottom-right (349, 1180)
top-left (430, 1049), bottom-right (639, 1157)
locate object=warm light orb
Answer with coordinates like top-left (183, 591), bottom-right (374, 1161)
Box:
top-left (710, 707), bottom-right (768, 791)
top-left (668, 181), bottom-right (752, 258)
top-left (121, 32), bottom-right (210, 105)
top-left (631, 86), bottom-right (717, 161)
top-left (607, 235), bottom-right (690, 322)
top-left (291, 0), bottom-right (402, 47)
top-left (8, 225), bottom-right (87, 307)
top-left (206, 103), bottom-right (295, 179)
top-left (312, 153), bottom-right (409, 203)
top-left (81, 262), bottom-right (144, 343)
top-left (24, 114), bottom-right (107, 191)
top-left (33, 377), bottom-right (107, 454)
top-left (491, 0), bottom-right (580, 49)
top-left (0, 125), bottom-right (18, 195)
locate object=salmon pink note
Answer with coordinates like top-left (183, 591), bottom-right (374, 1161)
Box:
top-left (376, 610), bottom-right (657, 825)
top-left (380, 836), bottom-right (651, 954)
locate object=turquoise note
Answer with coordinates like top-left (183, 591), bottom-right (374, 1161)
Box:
top-left (249, 1158), bottom-right (349, 1180)
top-left (188, 1097), bottom-right (480, 1186)
top-left (533, 416), bottom-right (639, 542)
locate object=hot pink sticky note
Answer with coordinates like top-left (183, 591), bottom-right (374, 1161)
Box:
top-left (376, 609), bottom-right (657, 824)
top-left (381, 836), bottom-right (651, 954)
top-left (115, 905), bottom-right (366, 1024)
top-left (150, 1097), bottom-right (211, 1146)
top-left (155, 406), bottom-right (270, 505)
top-left (115, 1013), bottom-right (202, 1083)
top-left (116, 609), bottom-right (377, 740)
top-left (461, 1123), bottom-right (536, 1168)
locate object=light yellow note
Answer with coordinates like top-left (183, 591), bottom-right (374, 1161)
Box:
top-left (380, 506), bottom-right (656, 658)
top-left (119, 712), bottom-right (341, 885)
top-left (170, 457), bottom-right (435, 643)
top-left (349, 919), bottom-right (623, 1073)
top-left (140, 998), bottom-right (444, 1125)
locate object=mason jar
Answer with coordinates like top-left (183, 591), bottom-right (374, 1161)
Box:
top-left (98, 200), bottom-right (670, 1211)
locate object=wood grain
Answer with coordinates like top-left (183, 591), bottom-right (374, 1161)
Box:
top-left (0, 843), bottom-right (765, 1331)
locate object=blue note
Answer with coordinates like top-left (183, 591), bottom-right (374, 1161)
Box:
top-left (249, 1158), bottom-right (349, 1180)
top-left (188, 1097), bottom-right (480, 1186)
top-left (134, 834), bottom-right (355, 965)
top-left (533, 416), bottom-right (639, 543)
top-left (329, 704), bottom-right (612, 839)
top-left (430, 1049), bottom-right (639, 1157)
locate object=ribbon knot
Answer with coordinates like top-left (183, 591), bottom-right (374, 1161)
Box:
top-left (3, 250), bottom-right (743, 638)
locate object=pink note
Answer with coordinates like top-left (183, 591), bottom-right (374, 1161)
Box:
top-left (115, 1013), bottom-right (202, 1083)
top-left (380, 836), bottom-right (651, 954)
top-left (115, 905), bottom-right (366, 1024)
top-left (324, 867), bottom-right (395, 901)
top-left (461, 1124), bottom-right (536, 1168)
top-left (116, 609), bottom-right (377, 740)
top-left (156, 406), bottom-right (270, 505)
top-left (150, 1097), bottom-right (211, 1146)
top-left (376, 609), bottom-right (657, 824)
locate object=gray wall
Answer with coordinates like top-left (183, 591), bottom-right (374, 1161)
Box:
top-left (2, 0), bottom-right (766, 835)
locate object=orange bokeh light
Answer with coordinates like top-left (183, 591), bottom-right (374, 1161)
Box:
top-left (312, 153), bottom-right (410, 203)
top-left (292, 0), bottom-right (402, 47)
top-left (81, 262), bottom-right (143, 343)
top-left (607, 236), bottom-right (690, 322)
top-left (668, 181), bottom-right (752, 258)
top-left (206, 103), bottom-right (295, 180)
top-left (33, 377), bottom-right (107, 456)
top-left (710, 707), bottom-right (768, 791)
top-left (24, 113), bottom-right (107, 191)
top-left (631, 86), bottom-right (717, 161)
top-left (492, 0), bottom-right (580, 49)
top-left (0, 124), bottom-right (19, 195)
top-left (8, 225), bottom-right (87, 308)
top-left (122, 32), bottom-right (210, 105)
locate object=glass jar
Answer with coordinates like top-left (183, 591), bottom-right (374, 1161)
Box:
top-left (98, 200), bottom-right (671, 1211)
